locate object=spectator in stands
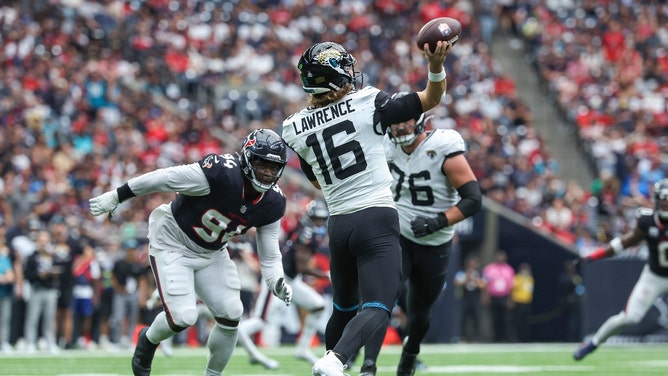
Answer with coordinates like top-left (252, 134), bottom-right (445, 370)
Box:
top-left (0, 223), bottom-right (20, 354)
top-left (482, 250), bottom-right (515, 342)
top-left (50, 216), bottom-right (76, 350)
top-left (455, 256), bottom-right (486, 343)
top-left (110, 239), bottom-right (144, 350)
top-left (71, 240), bottom-right (101, 350)
top-left (509, 262), bottom-right (534, 343)
top-left (559, 259), bottom-right (583, 342)
top-left (23, 230), bottom-right (60, 353)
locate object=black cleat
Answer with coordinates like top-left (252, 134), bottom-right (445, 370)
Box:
top-left (397, 351), bottom-right (417, 376)
top-left (573, 339), bottom-right (597, 361)
top-left (132, 327), bottom-right (159, 376)
top-left (360, 359), bottom-right (377, 376)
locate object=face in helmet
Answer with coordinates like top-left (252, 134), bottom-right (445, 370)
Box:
top-left (387, 92), bottom-right (427, 146)
top-left (301, 199), bottom-right (329, 236)
top-left (654, 179), bottom-right (668, 220)
top-left (295, 226), bottom-right (318, 251)
top-left (298, 42), bottom-right (357, 94)
top-left (240, 129), bottom-right (287, 193)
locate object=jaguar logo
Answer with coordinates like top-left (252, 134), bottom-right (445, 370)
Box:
top-left (316, 49), bottom-right (342, 67)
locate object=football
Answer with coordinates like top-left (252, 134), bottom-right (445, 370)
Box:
top-left (416, 17), bottom-right (462, 52)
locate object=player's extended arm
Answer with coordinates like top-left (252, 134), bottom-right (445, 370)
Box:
top-left (579, 227), bottom-right (645, 263)
top-left (88, 163), bottom-right (209, 217)
top-left (256, 220), bottom-right (293, 306)
top-left (411, 154), bottom-right (481, 237)
top-left (416, 41), bottom-right (452, 112)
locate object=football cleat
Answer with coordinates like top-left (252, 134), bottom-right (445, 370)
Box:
top-left (359, 359), bottom-right (377, 376)
top-left (573, 339), bottom-right (597, 361)
top-left (132, 327), bottom-right (159, 376)
top-left (312, 350), bottom-right (348, 376)
top-left (397, 350), bottom-right (418, 376)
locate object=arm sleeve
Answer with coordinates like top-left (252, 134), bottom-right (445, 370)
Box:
top-left (378, 91), bottom-right (423, 130)
top-left (255, 220), bottom-right (285, 289)
top-left (127, 163), bottom-right (211, 196)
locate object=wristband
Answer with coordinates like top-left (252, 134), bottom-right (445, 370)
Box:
top-left (437, 212), bottom-right (449, 229)
top-left (116, 183), bottom-right (136, 203)
top-left (428, 69), bottom-right (446, 82)
top-left (610, 237), bottom-right (624, 254)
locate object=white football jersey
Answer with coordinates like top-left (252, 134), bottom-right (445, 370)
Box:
top-left (384, 129), bottom-right (466, 246)
top-left (282, 86), bottom-right (395, 215)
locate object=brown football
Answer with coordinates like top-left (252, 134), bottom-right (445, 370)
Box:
top-left (416, 17), bottom-right (462, 52)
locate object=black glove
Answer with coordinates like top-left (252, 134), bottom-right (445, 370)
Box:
top-left (411, 213), bottom-right (449, 237)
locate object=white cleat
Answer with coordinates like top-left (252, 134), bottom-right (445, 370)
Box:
top-left (312, 351), bottom-right (348, 376)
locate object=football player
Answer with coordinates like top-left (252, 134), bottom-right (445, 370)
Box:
top-left (88, 129), bottom-right (293, 376)
top-left (573, 178), bottom-right (668, 361)
top-left (281, 40), bottom-right (452, 376)
top-left (360, 102), bottom-right (482, 376)
top-left (238, 226), bottom-right (328, 369)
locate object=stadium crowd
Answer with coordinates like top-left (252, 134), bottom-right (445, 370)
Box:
top-left (0, 0), bottom-right (665, 352)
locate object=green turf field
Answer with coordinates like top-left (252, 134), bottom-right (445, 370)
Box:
top-left (1, 343), bottom-right (667, 375)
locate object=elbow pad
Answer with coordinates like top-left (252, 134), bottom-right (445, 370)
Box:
top-left (455, 180), bottom-right (482, 218)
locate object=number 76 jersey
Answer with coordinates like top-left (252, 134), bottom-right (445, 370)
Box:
top-left (384, 129), bottom-right (466, 245)
top-left (282, 86), bottom-right (395, 216)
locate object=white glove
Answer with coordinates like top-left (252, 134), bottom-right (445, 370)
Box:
top-left (89, 190), bottom-right (120, 217)
top-left (272, 277), bottom-right (292, 306)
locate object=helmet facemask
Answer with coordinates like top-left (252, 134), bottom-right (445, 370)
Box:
top-left (241, 129), bottom-right (287, 193)
top-left (389, 113), bottom-right (427, 146)
top-left (243, 153), bottom-right (286, 192)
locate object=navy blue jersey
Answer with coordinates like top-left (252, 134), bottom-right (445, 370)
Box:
top-left (637, 211), bottom-right (668, 277)
top-left (171, 153), bottom-right (286, 251)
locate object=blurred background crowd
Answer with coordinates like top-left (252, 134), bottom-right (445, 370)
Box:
top-left (0, 0), bottom-right (666, 353)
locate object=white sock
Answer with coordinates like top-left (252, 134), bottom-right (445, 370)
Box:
top-left (205, 325), bottom-right (238, 374)
top-left (146, 312), bottom-right (177, 343)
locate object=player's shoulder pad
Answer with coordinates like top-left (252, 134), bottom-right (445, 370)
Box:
top-left (430, 128), bottom-right (466, 153)
top-left (200, 153), bottom-right (236, 168)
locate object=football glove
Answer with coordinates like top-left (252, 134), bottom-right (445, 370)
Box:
top-left (89, 190), bottom-right (120, 217)
top-left (271, 277), bottom-right (292, 306)
top-left (411, 213), bottom-right (448, 237)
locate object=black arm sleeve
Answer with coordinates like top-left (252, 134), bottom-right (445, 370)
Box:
top-left (455, 180), bottom-right (482, 218)
top-left (116, 183), bottom-right (136, 203)
top-left (376, 91), bottom-right (423, 133)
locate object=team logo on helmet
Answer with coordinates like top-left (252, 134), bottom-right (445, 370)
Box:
top-left (315, 49), bottom-right (343, 67)
top-left (244, 138), bottom-right (256, 148)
